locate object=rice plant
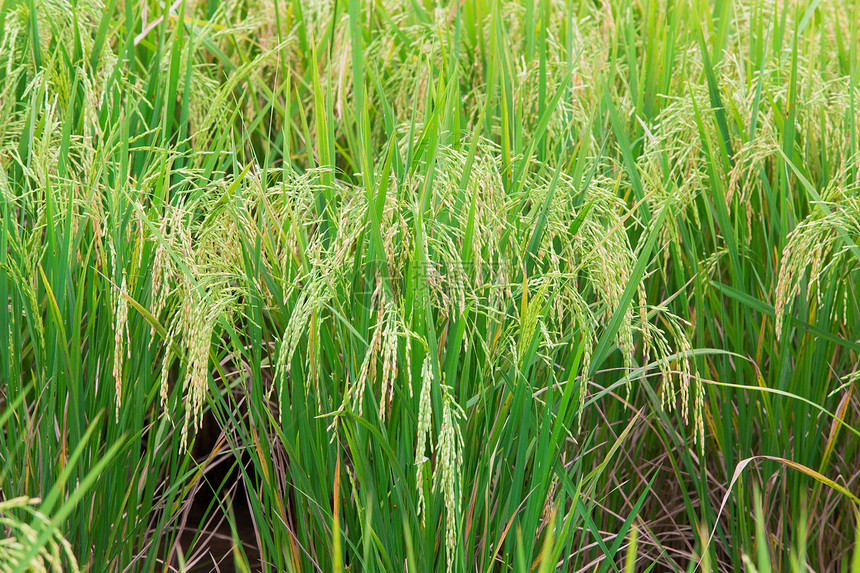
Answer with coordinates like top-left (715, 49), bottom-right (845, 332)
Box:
top-left (1, 0), bottom-right (858, 571)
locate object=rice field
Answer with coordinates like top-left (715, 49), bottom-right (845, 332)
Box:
top-left (1, 0), bottom-right (859, 571)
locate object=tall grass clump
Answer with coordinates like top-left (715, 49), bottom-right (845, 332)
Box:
top-left (1, 0), bottom-right (858, 572)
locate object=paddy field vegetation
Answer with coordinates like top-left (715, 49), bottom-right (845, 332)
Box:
top-left (1, 0), bottom-right (859, 571)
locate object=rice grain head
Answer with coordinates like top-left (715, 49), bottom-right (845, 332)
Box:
top-left (113, 272), bottom-right (129, 422)
top-left (0, 497), bottom-right (80, 573)
top-left (415, 354), bottom-right (434, 526)
top-left (434, 382), bottom-right (464, 573)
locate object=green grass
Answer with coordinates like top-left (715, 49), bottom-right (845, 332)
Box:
top-left (1, 0), bottom-right (859, 571)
